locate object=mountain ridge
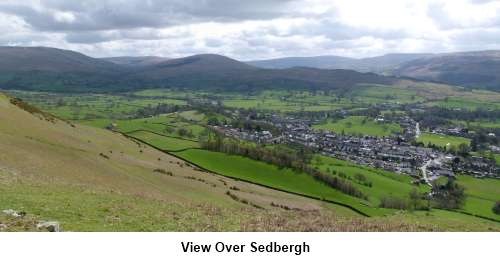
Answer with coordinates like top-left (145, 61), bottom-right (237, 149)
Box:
top-left (0, 47), bottom-right (395, 92)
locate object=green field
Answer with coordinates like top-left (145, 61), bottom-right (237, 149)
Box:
top-left (417, 132), bottom-right (471, 148)
top-left (455, 176), bottom-right (500, 220)
top-left (175, 149), bottom-right (500, 223)
top-left (350, 84), bottom-right (426, 104)
top-left (178, 110), bottom-right (205, 121)
top-left (311, 156), bottom-right (426, 205)
top-left (313, 116), bottom-right (402, 137)
top-left (8, 91), bottom-right (188, 120)
top-left (426, 97), bottom-right (500, 110)
top-left (221, 90), bottom-right (360, 112)
top-left (176, 149), bottom-right (393, 216)
top-left (79, 114), bottom-right (206, 140)
top-left (452, 120), bottom-right (500, 129)
top-left (223, 98), bottom-right (342, 112)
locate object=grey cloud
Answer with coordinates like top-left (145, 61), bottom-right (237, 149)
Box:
top-left (1, 0), bottom-right (500, 60)
top-left (0, 0), bottom-right (299, 32)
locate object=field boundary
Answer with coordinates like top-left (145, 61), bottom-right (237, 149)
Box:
top-left (125, 129), bottom-right (199, 143)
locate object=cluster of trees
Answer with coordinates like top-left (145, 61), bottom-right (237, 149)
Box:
top-left (379, 188), bottom-right (429, 210)
top-left (471, 130), bottom-right (499, 151)
top-left (380, 195), bottom-right (411, 210)
top-left (413, 140), bottom-right (471, 156)
top-left (135, 103), bottom-right (186, 118)
top-left (177, 127), bottom-right (195, 138)
top-left (353, 173), bottom-right (373, 187)
top-left (201, 131), bottom-right (313, 171)
top-left (431, 178), bottom-right (466, 210)
top-left (380, 179), bottom-right (467, 211)
top-left (411, 107), bottom-right (500, 124)
top-left (227, 119), bottom-right (280, 135)
top-left (200, 130), bottom-right (367, 199)
top-left (311, 171), bottom-right (367, 199)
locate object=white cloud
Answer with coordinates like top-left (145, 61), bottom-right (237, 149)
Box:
top-left (0, 0), bottom-right (499, 59)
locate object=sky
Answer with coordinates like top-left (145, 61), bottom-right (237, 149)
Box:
top-left (0, 0), bottom-right (499, 60)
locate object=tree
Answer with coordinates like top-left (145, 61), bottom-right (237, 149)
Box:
top-left (409, 187), bottom-right (421, 210)
top-left (207, 117), bottom-right (220, 126)
top-left (493, 201), bottom-right (500, 215)
top-left (431, 178), bottom-right (466, 209)
top-left (457, 143), bottom-right (471, 157)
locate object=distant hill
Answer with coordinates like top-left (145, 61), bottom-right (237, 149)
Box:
top-left (248, 51), bottom-right (500, 91)
top-left (247, 56), bottom-right (358, 70)
top-left (354, 54), bottom-right (435, 73)
top-left (131, 54), bottom-right (394, 91)
top-left (0, 47), bottom-right (396, 92)
top-left (0, 46), bottom-right (128, 92)
top-left (247, 53), bottom-right (434, 73)
top-left (3, 46), bottom-right (500, 92)
top-left (0, 46), bottom-right (120, 73)
top-left (102, 56), bottom-right (171, 67)
top-left (393, 51), bottom-right (500, 91)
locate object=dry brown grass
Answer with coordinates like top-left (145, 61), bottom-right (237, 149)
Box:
top-left (241, 210), bottom-right (437, 232)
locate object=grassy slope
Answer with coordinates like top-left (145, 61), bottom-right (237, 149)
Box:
top-left (2, 92), bottom-right (499, 231)
top-left (455, 176), bottom-right (500, 220)
top-left (175, 148), bottom-right (500, 229)
top-left (176, 149), bottom-right (390, 216)
top-left (1, 93), bottom-right (376, 231)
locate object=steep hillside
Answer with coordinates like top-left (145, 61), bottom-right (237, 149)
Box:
top-left (394, 51), bottom-right (500, 91)
top-left (0, 92), bottom-right (389, 231)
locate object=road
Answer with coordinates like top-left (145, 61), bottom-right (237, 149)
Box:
top-left (420, 159), bottom-right (433, 187)
top-left (415, 122), bottom-right (421, 139)
top-left (420, 156), bottom-right (446, 187)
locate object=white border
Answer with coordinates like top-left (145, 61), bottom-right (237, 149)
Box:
top-left (0, 233), bottom-right (498, 262)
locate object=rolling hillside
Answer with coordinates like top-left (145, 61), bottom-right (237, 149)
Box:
top-left (394, 51), bottom-right (500, 91)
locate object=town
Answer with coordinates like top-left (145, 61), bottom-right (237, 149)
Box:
top-left (209, 107), bottom-right (500, 184)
